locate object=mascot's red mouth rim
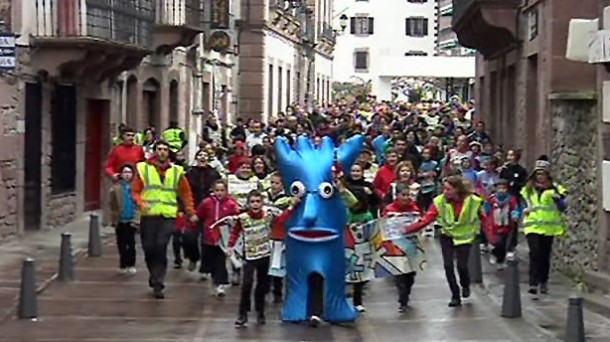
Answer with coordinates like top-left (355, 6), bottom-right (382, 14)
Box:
top-left (288, 228), bottom-right (339, 242)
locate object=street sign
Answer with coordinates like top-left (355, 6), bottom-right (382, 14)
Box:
top-left (0, 32), bottom-right (16, 71)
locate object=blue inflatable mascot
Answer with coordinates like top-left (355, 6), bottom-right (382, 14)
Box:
top-left (275, 135), bottom-right (364, 324)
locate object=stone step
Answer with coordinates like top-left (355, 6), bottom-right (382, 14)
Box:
top-left (583, 292), bottom-right (610, 318)
top-left (583, 270), bottom-right (610, 293)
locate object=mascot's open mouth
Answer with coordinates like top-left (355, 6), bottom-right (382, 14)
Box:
top-left (288, 228), bottom-right (339, 242)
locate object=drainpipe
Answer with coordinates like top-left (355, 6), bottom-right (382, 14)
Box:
top-left (121, 72), bottom-right (128, 124)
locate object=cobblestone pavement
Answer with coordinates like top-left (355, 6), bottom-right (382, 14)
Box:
top-left (0, 233), bottom-right (565, 342)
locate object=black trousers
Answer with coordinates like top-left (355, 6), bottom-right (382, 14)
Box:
top-left (202, 244), bottom-right (229, 285)
top-left (171, 230), bottom-right (183, 264)
top-left (309, 273), bottom-right (324, 317)
top-left (491, 232), bottom-right (510, 264)
top-left (526, 233), bottom-right (554, 287)
top-left (507, 222), bottom-right (519, 252)
top-left (115, 222), bottom-right (136, 268)
top-left (140, 216), bottom-right (175, 290)
top-left (239, 256), bottom-right (271, 315)
top-left (394, 272), bottom-right (416, 306)
top-left (182, 228), bottom-right (201, 263)
top-left (272, 276), bottom-right (283, 297)
top-left (439, 234), bottom-right (471, 299)
top-left (352, 281), bottom-right (367, 306)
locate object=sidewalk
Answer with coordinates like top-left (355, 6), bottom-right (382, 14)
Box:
top-left (479, 241), bottom-right (610, 342)
top-left (0, 212), bottom-right (114, 321)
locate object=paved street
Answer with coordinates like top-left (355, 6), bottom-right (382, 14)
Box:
top-left (0, 233), bottom-right (562, 342)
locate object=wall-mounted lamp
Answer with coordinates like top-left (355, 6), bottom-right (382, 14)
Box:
top-left (339, 14), bottom-right (348, 32)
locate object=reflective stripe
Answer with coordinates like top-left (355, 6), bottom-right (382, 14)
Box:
top-left (137, 162), bottom-right (183, 218)
top-left (522, 220), bottom-right (564, 228)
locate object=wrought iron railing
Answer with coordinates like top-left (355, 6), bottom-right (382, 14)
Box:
top-left (157, 0), bottom-right (204, 28)
top-left (34, 0), bottom-right (155, 48)
top-left (320, 23), bottom-right (336, 45)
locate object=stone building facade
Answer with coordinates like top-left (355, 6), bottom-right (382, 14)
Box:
top-left (452, 0), bottom-right (603, 276)
top-left (0, 0), bottom-right (210, 239)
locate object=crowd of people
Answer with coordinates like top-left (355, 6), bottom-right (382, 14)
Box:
top-left (104, 96), bottom-right (569, 327)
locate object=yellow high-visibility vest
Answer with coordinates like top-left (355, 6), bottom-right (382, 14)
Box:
top-left (434, 194), bottom-right (482, 245)
top-left (162, 128), bottom-right (184, 152)
top-left (521, 184), bottom-right (567, 236)
top-left (137, 162), bottom-right (184, 218)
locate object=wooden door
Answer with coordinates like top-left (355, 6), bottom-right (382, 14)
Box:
top-left (84, 100), bottom-right (107, 211)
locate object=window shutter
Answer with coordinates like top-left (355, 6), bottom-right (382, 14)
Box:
top-left (405, 18), bottom-right (411, 36)
top-left (423, 18), bottom-right (429, 36)
top-left (350, 17), bottom-right (356, 34)
top-left (368, 18), bottom-right (374, 34)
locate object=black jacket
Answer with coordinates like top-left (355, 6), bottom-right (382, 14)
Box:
top-left (186, 166), bottom-right (221, 206)
top-left (499, 163), bottom-right (528, 197)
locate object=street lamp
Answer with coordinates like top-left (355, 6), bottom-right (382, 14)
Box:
top-left (339, 14), bottom-right (348, 32)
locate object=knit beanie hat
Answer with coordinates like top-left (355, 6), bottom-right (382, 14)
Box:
top-left (533, 155), bottom-right (551, 173)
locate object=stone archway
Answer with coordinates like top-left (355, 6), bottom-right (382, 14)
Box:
top-left (142, 78), bottom-right (161, 130)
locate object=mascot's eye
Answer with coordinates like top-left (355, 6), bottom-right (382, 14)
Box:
top-left (290, 181), bottom-right (306, 197)
top-left (318, 182), bottom-right (335, 199)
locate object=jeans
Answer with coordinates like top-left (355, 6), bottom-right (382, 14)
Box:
top-left (115, 222), bottom-right (136, 268)
top-left (352, 281), bottom-right (366, 306)
top-left (526, 233), bottom-right (554, 287)
top-left (439, 234), bottom-right (471, 299)
top-left (309, 273), bottom-right (324, 317)
top-left (171, 230), bottom-right (183, 265)
top-left (239, 256), bottom-right (271, 314)
top-left (491, 232), bottom-right (510, 264)
top-left (182, 227), bottom-right (201, 263)
top-left (140, 216), bottom-right (175, 290)
top-left (202, 244), bottom-right (229, 285)
top-left (394, 272), bottom-right (416, 306)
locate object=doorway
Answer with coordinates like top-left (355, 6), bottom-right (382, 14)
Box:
top-left (23, 82), bottom-right (42, 231)
top-left (84, 100), bottom-right (108, 211)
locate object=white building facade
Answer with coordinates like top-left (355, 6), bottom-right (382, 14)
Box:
top-left (333, 0), bottom-right (474, 100)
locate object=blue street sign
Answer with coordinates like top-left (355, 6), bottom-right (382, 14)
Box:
top-left (0, 32), bottom-right (16, 71)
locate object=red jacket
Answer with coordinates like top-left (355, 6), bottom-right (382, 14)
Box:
top-left (196, 195), bottom-right (240, 245)
top-left (482, 195), bottom-right (518, 244)
top-left (373, 164), bottom-right (396, 199)
top-left (105, 144), bottom-right (145, 178)
top-left (382, 198), bottom-right (421, 217)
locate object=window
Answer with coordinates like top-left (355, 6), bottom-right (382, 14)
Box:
top-left (316, 77), bottom-right (320, 102)
top-left (405, 17), bottom-right (428, 37)
top-left (286, 69), bottom-right (291, 107)
top-left (326, 80), bottom-right (330, 103)
top-left (354, 51), bottom-right (369, 71)
top-left (404, 51), bottom-right (428, 56)
top-left (268, 64), bottom-right (273, 118)
top-left (407, 0), bottom-right (427, 2)
top-left (278, 66), bottom-right (283, 114)
top-left (51, 84), bottom-right (77, 194)
top-left (350, 16), bottom-right (374, 35)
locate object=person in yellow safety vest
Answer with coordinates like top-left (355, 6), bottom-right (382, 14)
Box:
top-left (132, 140), bottom-right (198, 299)
top-left (404, 174), bottom-right (483, 308)
top-left (520, 155), bottom-right (567, 300)
top-left (112, 123), bottom-right (128, 146)
top-left (162, 121), bottom-right (187, 159)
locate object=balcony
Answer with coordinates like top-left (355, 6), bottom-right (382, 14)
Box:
top-left (320, 23), bottom-right (336, 45)
top-left (451, 0), bottom-right (520, 58)
top-left (32, 0), bottom-right (155, 79)
top-left (153, 0), bottom-right (205, 53)
top-left (439, 0), bottom-right (453, 15)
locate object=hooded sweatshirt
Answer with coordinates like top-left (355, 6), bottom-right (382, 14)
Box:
top-left (196, 195), bottom-right (240, 245)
